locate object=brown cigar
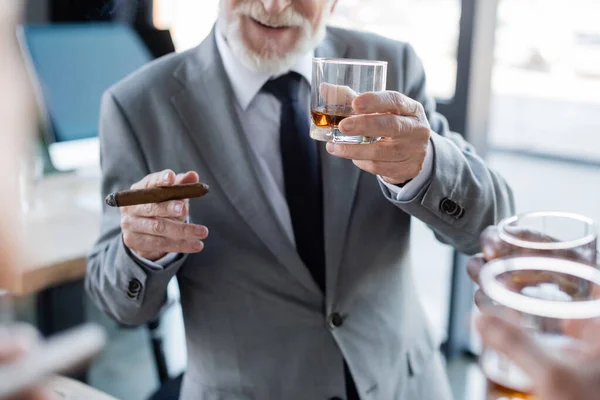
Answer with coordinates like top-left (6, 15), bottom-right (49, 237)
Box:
top-left (105, 183), bottom-right (210, 207)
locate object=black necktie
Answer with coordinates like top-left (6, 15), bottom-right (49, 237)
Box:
top-left (263, 73), bottom-right (360, 400)
top-left (262, 72), bottom-right (326, 292)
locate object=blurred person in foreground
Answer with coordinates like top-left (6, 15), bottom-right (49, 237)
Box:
top-left (0, 326), bottom-right (49, 400)
top-left (0, 1), bottom-right (51, 399)
top-left (468, 228), bottom-right (600, 400)
top-left (87, 0), bottom-right (514, 398)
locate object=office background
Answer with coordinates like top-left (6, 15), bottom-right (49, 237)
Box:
top-left (13, 0), bottom-right (600, 399)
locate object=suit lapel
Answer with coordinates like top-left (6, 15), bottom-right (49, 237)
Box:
top-left (315, 31), bottom-right (362, 304)
top-left (170, 31), bottom-right (320, 296)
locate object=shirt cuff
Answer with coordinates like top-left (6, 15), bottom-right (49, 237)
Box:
top-left (378, 139), bottom-right (434, 201)
top-left (130, 251), bottom-right (181, 270)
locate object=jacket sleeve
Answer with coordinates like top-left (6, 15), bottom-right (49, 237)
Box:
top-left (85, 90), bottom-right (187, 326)
top-left (380, 43), bottom-right (515, 255)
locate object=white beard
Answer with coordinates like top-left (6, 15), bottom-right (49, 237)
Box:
top-left (219, 0), bottom-right (330, 75)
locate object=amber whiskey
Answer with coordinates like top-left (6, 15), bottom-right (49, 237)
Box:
top-left (482, 350), bottom-right (536, 400)
top-left (311, 105), bottom-right (353, 128)
top-left (486, 380), bottom-right (535, 400)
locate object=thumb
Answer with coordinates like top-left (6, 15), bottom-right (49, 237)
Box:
top-left (477, 314), bottom-right (553, 382)
top-left (319, 83), bottom-right (357, 107)
top-left (174, 171), bottom-right (200, 185)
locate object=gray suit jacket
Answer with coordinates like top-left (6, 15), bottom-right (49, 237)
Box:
top-left (87, 27), bottom-right (514, 399)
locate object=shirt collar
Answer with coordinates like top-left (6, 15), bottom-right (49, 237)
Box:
top-left (215, 22), bottom-right (313, 110)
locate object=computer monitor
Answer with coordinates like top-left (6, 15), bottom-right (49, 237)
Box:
top-left (19, 23), bottom-right (152, 172)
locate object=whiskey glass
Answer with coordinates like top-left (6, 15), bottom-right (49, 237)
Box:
top-left (310, 58), bottom-right (387, 144)
top-left (479, 256), bottom-right (600, 399)
top-left (496, 211), bottom-right (597, 263)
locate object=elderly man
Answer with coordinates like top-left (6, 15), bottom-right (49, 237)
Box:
top-left (87, 0), bottom-right (514, 398)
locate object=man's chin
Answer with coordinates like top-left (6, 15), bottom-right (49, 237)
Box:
top-left (232, 40), bottom-right (302, 75)
top-left (224, 15), bottom-right (328, 76)
top-left (240, 50), bottom-right (299, 76)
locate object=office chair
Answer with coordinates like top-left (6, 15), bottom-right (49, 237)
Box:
top-left (20, 22), bottom-right (179, 386)
top-left (134, 25), bottom-right (176, 59)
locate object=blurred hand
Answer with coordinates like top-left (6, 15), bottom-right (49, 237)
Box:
top-left (0, 325), bottom-right (51, 400)
top-left (477, 313), bottom-right (600, 400)
top-left (121, 169), bottom-right (209, 261)
top-left (467, 226), bottom-right (514, 309)
top-left (325, 91), bottom-right (430, 185)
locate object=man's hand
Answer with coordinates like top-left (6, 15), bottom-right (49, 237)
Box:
top-left (0, 325), bottom-right (51, 400)
top-left (121, 169), bottom-right (209, 261)
top-left (325, 91), bottom-right (430, 185)
top-left (477, 313), bottom-right (600, 400)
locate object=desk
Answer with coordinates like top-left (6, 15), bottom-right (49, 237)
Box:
top-left (6, 171), bottom-right (101, 296)
top-left (11, 171), bottom-right (102, 380)
top-left (0, 170), bottom-right (102, 378)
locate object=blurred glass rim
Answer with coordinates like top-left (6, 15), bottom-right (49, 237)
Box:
top-left (312, 57), bottom-right (388, 67)
top-left (498, 211), bottom-right (597, 250)
top-left (480, 256), bottom-right (600, 319)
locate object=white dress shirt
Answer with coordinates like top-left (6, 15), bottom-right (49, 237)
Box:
top-left (135, 27), bottom-right (434, 268)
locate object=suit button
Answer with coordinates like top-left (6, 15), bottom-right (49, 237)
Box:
top-left (327, 313), bottom-right (344, 329)
top-left (439, 198), bottom-right (464, 219)
top-left (127, 279), bottom-right (142, 299)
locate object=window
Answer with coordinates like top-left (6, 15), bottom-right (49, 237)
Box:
top-left (153, 0), bottom-right (219, 52)
top-left (489, 0), bottom-right (600, 162)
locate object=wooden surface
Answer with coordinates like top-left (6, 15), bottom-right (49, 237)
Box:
top-left (4, 170), bottom-right (102, 296)
top-left (46, 375), bottom-right (118, 400)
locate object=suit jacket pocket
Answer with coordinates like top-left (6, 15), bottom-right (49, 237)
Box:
top-left (407, 338), bottom-right (435, 378)
top-left (402, 341), bottom-right (453, 400)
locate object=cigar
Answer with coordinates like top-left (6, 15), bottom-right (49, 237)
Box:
top-left (105, 183), bottom-right (210, 207)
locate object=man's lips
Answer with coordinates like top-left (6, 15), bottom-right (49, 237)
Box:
top-left (249, 17), bottom-right (291, 30)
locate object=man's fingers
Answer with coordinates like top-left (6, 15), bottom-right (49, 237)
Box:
top-left (338, 114), bottom-right (425, 139)
top-left (122, 216), bottom-right (208, 240)
top-left (352, 91), bottom-right (424, 117)
top-left (130, 169), bottom-right (175, 190)
top-left (326, 138), bottom-right (417, 162)
top-left (123, 171), bottom-right (200, 218)
top-left (467, 253), bottom-right (485, 285)
top-left (123, 232), bottom-right (205, 254)
top-left (480, 225), bottom-right (510, 261)
top-left (476, 314), bottom-right (552, 382)
top-left (129, 169), bottom-right (199, 191)
top-left (475, 290), bottom-right (520, 317)
top-left (474, 289), bottom-right (495, 310)
top-left (318, 83), bottom-right (357, 107)
top-left (174, 171), bottom-right (200, 185)
top-left (126, 200), bottom-right (187, 219)
top-left (564, 318), bottom-right (600, 346)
